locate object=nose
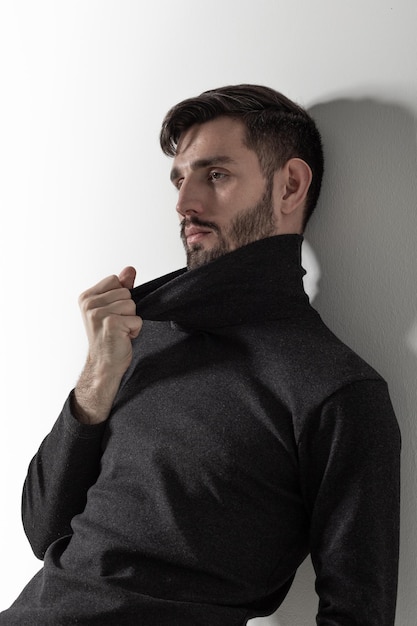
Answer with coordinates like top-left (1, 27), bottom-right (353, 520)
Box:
top-left (176, 178), bottom-right (204, 218)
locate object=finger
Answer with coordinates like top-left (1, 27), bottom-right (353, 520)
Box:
top-left (85, 299), bottom-right (137, 327)
top-left (118, 266), bottom-right (136, 290)
top-left (80, 287), bottom-right (133, 313)
top-left (98, 313), bottom-right (143, 343)
top-left (79, 274), bottom-right (126, 303)
top-left (128, 315), bottom-right (143, 339)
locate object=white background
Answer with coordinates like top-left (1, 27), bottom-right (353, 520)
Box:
top-left (1, 1), bottom-right (416, 624)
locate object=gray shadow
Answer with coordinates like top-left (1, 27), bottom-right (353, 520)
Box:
top-left (253, 98), bottom-right (417, 626)
top-left (307, 99), bottom-right (416, 625)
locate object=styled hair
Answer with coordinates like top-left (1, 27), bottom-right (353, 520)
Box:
top-left (160, 84), bottom-right (324, 228)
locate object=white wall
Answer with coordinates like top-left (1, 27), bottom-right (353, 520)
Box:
top-left (1, 1), bottom-right (416, 623)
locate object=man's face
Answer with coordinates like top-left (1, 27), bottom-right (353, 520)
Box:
top-left (170, 117), bottom-right (279, 269)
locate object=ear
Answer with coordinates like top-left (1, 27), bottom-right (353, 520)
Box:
top-left (273, 157), bottom-right (312, 216)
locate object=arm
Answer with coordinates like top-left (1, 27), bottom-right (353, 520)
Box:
top-left (299, 379), bottom-right (401, 626)
top-left (22, 266), bottom-right (143, 557)
top-left (22, 394), bottom-right (106, 559)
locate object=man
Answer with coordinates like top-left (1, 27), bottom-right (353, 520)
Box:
top-left (1, 85), bottom-right (400, 625)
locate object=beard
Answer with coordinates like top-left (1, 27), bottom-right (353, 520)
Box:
top-left (180, 180), bottom-right (276, 270)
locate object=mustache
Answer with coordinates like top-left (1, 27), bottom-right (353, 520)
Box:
top-left (180, 216), bottom-right (220, 236)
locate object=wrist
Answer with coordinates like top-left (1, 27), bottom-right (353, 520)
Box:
top-left (73, 359), bottom-right (124, 425)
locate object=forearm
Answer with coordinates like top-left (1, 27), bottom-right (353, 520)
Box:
top-left (22, 392), bottom-right (106, 559)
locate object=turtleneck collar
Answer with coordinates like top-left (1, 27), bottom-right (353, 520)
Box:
top-left (131, 235), bottom-right (311, 330)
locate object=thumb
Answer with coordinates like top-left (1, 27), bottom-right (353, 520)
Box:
top-left (118, 266), bottom-right (136, 290)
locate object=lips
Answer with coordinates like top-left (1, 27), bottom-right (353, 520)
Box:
top-left (184, 226), bottom-right (212, 245)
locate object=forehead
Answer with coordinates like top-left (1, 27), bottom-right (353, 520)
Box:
top-left (174, 116), bottom-right (249, 163)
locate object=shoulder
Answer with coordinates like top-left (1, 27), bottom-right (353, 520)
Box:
top-left (240, 311), bottom-right (388, 424)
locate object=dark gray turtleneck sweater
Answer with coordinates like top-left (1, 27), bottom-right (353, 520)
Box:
top-left (1, 235), bottom-right (400, 625)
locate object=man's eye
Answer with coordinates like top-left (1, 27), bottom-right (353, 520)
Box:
top-left (209, 171), bottom-right (225, 182)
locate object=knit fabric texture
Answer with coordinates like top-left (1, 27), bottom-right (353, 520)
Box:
top-left (1, 235), bottom-right (400, 625)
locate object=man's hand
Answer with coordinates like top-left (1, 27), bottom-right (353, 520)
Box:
top-left (73, 266), bottom-right (143, 425)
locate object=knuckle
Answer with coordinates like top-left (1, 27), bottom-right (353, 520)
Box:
top-left (86, 306), bottom-right (103, 326)
top-left (78, 290), bottom-right (89, 308)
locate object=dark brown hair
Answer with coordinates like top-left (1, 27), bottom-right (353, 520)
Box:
top-left (160, 84), bottom-right (324, 228)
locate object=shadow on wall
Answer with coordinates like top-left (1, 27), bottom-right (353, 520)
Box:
top-left (251, 98), bottom-right (417, 626)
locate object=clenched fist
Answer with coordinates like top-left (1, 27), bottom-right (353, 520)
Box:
top-left (73, 267), bottom-right (143, 425)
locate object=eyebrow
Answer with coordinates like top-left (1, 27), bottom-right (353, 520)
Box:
top-left (170, 156), bottom-right (235, 182)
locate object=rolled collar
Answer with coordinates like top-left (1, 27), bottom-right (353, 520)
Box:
top-left (131, 235), bottom-right (311, 329)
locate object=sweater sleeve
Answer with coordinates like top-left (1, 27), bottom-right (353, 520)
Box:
top-left (22, 391), bottom-right (107, 560)
top-left (298, 379), bottom-right (401, 626)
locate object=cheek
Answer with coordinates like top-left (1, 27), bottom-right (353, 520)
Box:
top-left (220, 187), bottom-right (262, 219)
